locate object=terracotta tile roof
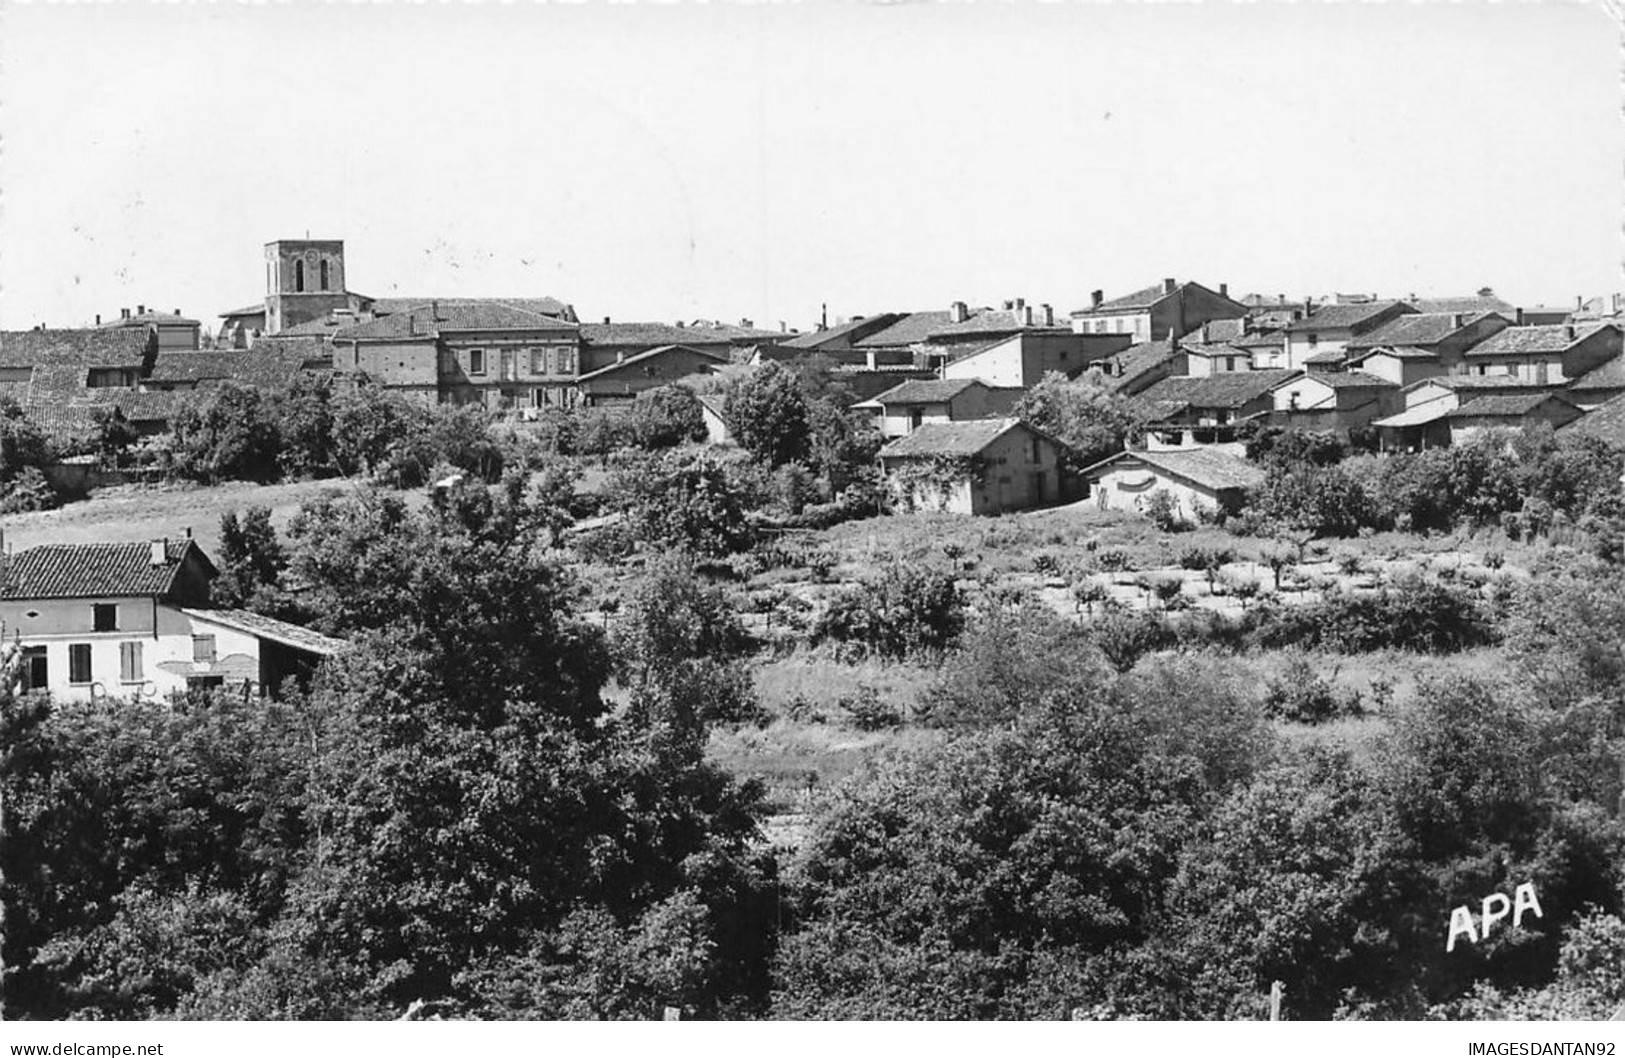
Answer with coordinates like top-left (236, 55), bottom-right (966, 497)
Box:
top-left (101, 311), bottom-right (200, 328)
top-left (1232, 330), bottom-right (1287, 350)
top-left (247, 336), bottom-right (333, 366)
top-left (853, 311), bottom-right (958, 349)
top-left (925, 309), bottom-right (1068, 339)
top-left (367, 296), bottom-right (572, 319)
top-left (1176, 342), bottom-right (1250, 360)
top-left (1303, 349), bottom-right (1348, 365)
top-left (1408, 374), bottom-right (1547, 393)
top-left (181, 607), bottom-right (346, 657)
top-left (878, 417), bottom-right (1031, 458)
top-left (1447, 393), bottom-right (1579, 419)
top-left (1139, 369), bottom-right (1300, 408)
top-left (219, 303), bottom-right (266, 319)
top-left (275, 316), bottom-right (354, 338)
top-left (1569, 358), bottom-right (1625, 391)
top-left (0, 328), bottom-right (153, 369)
top-left (1186, 318), bottom-right (1249, 343)
top-left (781, 314), bottom-right (904, 350)
top-left (18, 403), bottom-right (108, 448)
top-left (1090, 339), bottom-right (1181, 392)
top-left (1346, 312), bottom-right (1496, 351)
top-left (579, 322), bottom-right (739, 347)
top-left (864, 378), bottom-right (984, 405)
top-left (574, 344), bottom-right (729, 383)
top-left (1075, 281), bottom-right (1173, 315)
top-left (148, 350), bottom-right (312, 387)
top-left (1373, 403), bottom-right (1456, 429)
top-left (108, 390), bottom-right (183, 423)
top-left (1562, 393), bottom-right (1625, 443)
top-left (1407, 296), bottom-right (1516, 316)
top-left (336, 302), bottom-right (579, 340)
top-left (1284, 301), bottom-right (1412, 334)
top-left (1294, 370), bottom-right (1397, 390)
top-left (1353, 345), bottom-right (1438, 362)
top-left (1084, 448), bottom-right (1265, 492)
top-left (1468, 323), bottom-right (1618, 357)
top-left (0, 540), bottom-right (214, 600)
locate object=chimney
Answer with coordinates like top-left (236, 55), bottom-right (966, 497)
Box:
top-left (95, 313), bottom-right (101, 326)
top-left (779, 320), bottom-right (787, 333)
top-left (1566, 324), bottom-right (1577, 341)
top-left (1001, 299), bottom-right (1014, 311)
top-left (1577, 295), bottom-right (1585, 311)
top-left (121, 307), bottom-right (131, 320)
top-left (137, 305), bottom-right (145, 316)
top-left (173, 308), bottom-right (181, 316)
top-left (149, 539), bottom-right (167, 567)
top-left (616, 350), bottom-right (626, 363)
top-left (1013, 297), bottom-right (1026, 312)
top-left (739, 318), bottom-right (753, 328)
top-left (1515, 308), bottom-right (1525, 326)
top-left (1201, 322), bottom-right (1211, 342)
top-left (602, 316), bottom-right (611, 325)
top-left (1163, 278), bottom-right (1177, 295)
top-left (1451, 313), bottom-right (1465, 329)
top-left (1091, 290), bottom-right (1104, 309)
top-left (821, 302), bottom-right (828, 330)
top-left (950, 301), bottom-right (969, 324)
top-left (1021, 305), bottom-right (1034, 326)
top-left (675, 321), bottom-right (685, 329)
top-left (1040, 303), bottom-right (1054, 326)
top-left (1219, 282), bottom-right (1229, 299)
top-left (431, 299), bottom-right (440, 321)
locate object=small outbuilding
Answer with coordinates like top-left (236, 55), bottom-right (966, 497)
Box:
top-left (1082, 448), bottom-right (1265, 524)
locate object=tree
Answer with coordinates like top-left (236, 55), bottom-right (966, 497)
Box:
top-left (329, 379), bottom-right (423, 479)
top-left (168, 383), bottom-right (282, 484)
top-left (724, 362), bottom-right (811, 467)
top-left (213, 506), bottom-right (289, 612)
top-left (1013, 371), bottom-right (1145, 469)
top-left (629, 386), bottom-right (706, 450)
top-left (270, 373), bottom-right (336, 479)
top-left (612, 452), bottom-right (755, 557)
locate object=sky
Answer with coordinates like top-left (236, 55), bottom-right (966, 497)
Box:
top-left (0, 1), bottom-right (1619, 333)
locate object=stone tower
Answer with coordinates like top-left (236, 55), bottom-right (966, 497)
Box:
top-left (264, 239), bottom-right (348, 334)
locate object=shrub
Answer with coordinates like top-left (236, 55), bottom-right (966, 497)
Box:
top-left (1262, 658), bottom-right (1362, 724)
top-left (838, 685), bottom-right (904, 731)
top-left (813, 562), bottom-right (963, 660)
top-left (0, 465), bottom-right (58, 513)
top-left (1089, 605), bottom-right (1173, 673)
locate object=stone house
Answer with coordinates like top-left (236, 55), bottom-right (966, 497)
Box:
top-left (331, 301), bottom-right (582, 410)
top-left (878, 418), bottom-right (1067, 515)
top-left (100, 307), bottom-right (201, 352)
top-left (1340, 311), bottom-right (1510, 374)
top-left (1444, 393), bottom-right (1584, 445)
top-left (575, 344), bottom-right (731, 407)
top-left (1070, 279), bottom-right (1248, 342)
top-left (1281, 301), bottom-right (1416, 371)
top-left (1461, 323), bottom-right (1623, 385)
top-left (854, 379), bottom-right (1025, 439)
top-left (1136, 369), bottom-right (1299, 449)
top-left (1268, 370), bottom-right (1401, 431)
top-left (940, 330), bottom-right (1133, 388)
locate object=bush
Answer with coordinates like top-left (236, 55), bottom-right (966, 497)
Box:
top-left (813, 562), bottom-right (963, 660)
top-left (838, 685), bottom-right (904, 731)
top-left (1089, 605), bottom-right (1173, 673)
top-left (1262, 658), bottom-right (1363, 724)
top-left (628, 386), bottom-right (707, 450)
top-left (0, 465), bottom-right (58, 512)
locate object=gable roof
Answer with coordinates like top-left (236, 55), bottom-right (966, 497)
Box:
top-left (863, 378), bottom-right (985, 405)
top-left (1303, 349), bottom-right (1349, 365)
top-left (0, 328), bottom-right (153, 369)
top-left (1467, 323), bottom-right (1618, 357)
top-left (1406, 295), bottom-right (1516, 316)
top-left (1562, 393), bottom-right (1625, 444)
top-left (1346, 312), bottom-right (1499, 351)
top-left (1447, 393), bottom-right (1580, 419)
top-left (1284, 301), bottom-right (1412, 334)
top-left (925, 308), bottom-right (1068, 340)
top-left (181, 607), bottom-right (347, 657)
top-left (781, 314), bottom-right (905, 350)
top-left (0, 539), bottom-right (215, 600)
top-left (1073, 279), bottom-right (1244, 318)
top-left (853, 311), bottom-right (957, 348)
top-left (101, 311), bottom-right (200, 328)
top-left (579, 321), bottom-right (741, 347)
top-left (148, 349), bottom-right (314, 387)
top-left (334, 301), bottom-right (579, 340)
top-left (878, 417), bottom-right (1039, 458)
top-left (1279, 370), bottom-right (1397, 391)
top-left (574, 344), bottom-right (730, 383)
top-left (219, 303), bottom-right (267, 320)
top-left (366, 296), bottom-right (572, 320)
top-left (17, 403), bottom-right (109, 448)
top-left (1138, 369), bottom-right (1300, 408)
top-left (1350, 345), bottom-right (1439, 363)
top-left (1402, 373), bottom-right (1549, 395)
top-left (1083, 447), bottom-right (1265, 492)
top-left (1088, 338), bottom-right (1181, 392)
top-left (1569, 358), bottom-right (1625, 392)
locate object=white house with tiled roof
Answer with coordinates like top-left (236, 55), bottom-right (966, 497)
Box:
top-left (1082, 448), bottom-right (1265, 524)
top-left (0, 538), bottom-right (343, 702)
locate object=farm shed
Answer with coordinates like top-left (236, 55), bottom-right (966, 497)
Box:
top-left (1082, 448), bottom-right (1264, 523)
